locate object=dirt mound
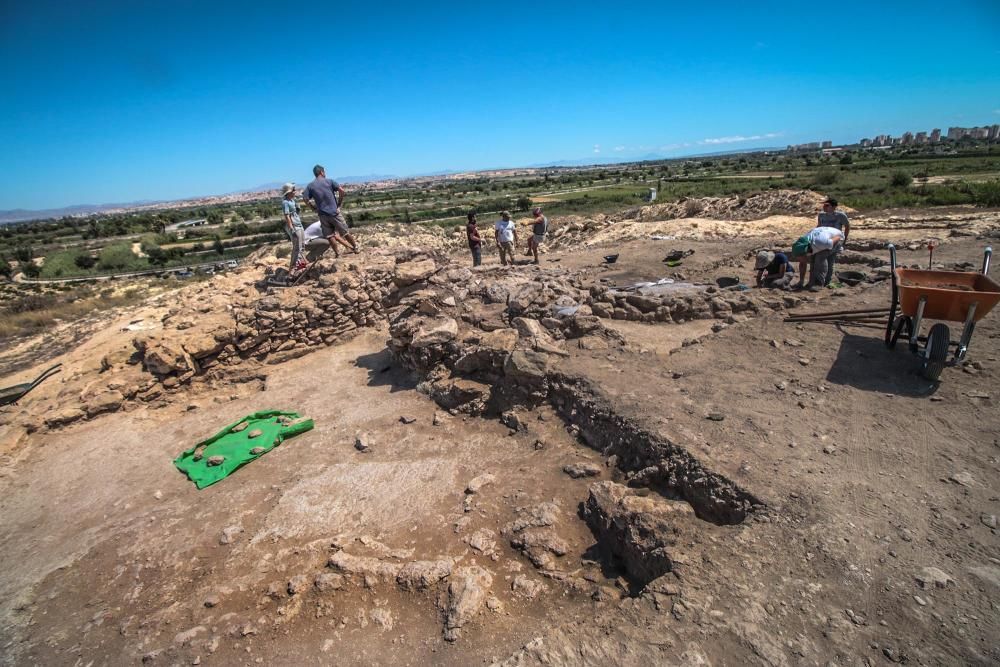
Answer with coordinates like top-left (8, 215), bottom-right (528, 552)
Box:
top-left (624, 188), bottom-right (840, 222)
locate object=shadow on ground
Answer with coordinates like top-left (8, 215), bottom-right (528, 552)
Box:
top-left (825, 327), bottom-right (938, 397)
top-left (355, 348), bottom-right (418, 391)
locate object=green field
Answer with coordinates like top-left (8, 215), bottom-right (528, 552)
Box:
top-left (2, 141), bottom-right (999, 283)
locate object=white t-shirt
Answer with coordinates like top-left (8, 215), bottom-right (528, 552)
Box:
top-left (807, 226), bottom-right (844, 251)
top-left (495, 219), bottom-right (516, 243)
top-left (303, 221), bottom-right (324, 242)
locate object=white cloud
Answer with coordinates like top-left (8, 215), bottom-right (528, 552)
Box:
top-left (699, 132), bottom-right (782, 145)
top-left (593, 144), bottom-right (601, 154)
top-left (614, 146), bottom-right (625, 152)
top-left (994, 109), bottom-right (1000, 115)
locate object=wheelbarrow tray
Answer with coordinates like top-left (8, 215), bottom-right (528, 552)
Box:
top-left (896, 268), bottom-right (1000, 322)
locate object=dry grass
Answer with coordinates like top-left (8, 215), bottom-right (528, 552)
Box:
top-left (0, 286), bottom-right (148, 340)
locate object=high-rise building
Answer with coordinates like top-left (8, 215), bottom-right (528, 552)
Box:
top-left (859, 138), bottom-right (872, 147)
top-left (901, 132), bottom-right (914, 144)
top-left (915, 132), bottom-right (928, 144)
top-left (821, 140), bottom-right (832, 149)
top-left (930, 129), bottom-right (941, 142)
top-left (989, 125), bottom-right (1000, 140)
top-left (947, 127), bottom-right (967, 140)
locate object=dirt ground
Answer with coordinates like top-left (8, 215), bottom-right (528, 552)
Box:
top-left (1, 202), bottom-right (999, 666)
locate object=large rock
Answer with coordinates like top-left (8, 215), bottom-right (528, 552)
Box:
top-left (582, 481), bottom-right (693, 587)
top-left (396, 559), bottom-right (453, 591)
top-left (444, 566), bottom-right (493, 641)
top-left (327, 551), bottom-right (402, 582)
top-left (83, 389), bottom-right (125, 417)
top-left (394, 259), bottom-right (438, 286)
top-left (503, 350), bottom-right (551, 380)
top-left (410, 317), bottom-right (459, 348)
top-left (135, 337), bottom-right (191, 376)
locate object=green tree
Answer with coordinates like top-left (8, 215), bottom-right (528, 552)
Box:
top-left (813, 168), bottom-right (839, 186)
top-left (14, 245), bottom-right (32, 263)
top-left (20, 261), bottom-right (40, 279)
top-left (515, 195), bottom-right (532, 211)
top-left (75, 254), bottom-right (97, 270)
top-left (213, 235), bottom-right (225, 255)
top-left (890, 171), bottom-right (912, 188)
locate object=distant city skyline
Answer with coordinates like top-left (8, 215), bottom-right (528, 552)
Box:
top-left (1, 0), bottom-right (998, 210)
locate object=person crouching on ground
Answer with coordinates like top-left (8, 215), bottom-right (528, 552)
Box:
top-left (528, 206), bottom-right (548, 265)
top-left (754, 250), bottom-right (794, 289)
top-left (494, 210), bottom-right (517, 266)
top-left (466, 211), bottom-right (482, 267)
top-left (303, 164), bottom-right (358, 256)
top-left (281, 183), bottom-right (308, 277)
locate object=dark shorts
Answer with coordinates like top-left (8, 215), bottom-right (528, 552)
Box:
top-left (319, 210), bottom-right (349, 237)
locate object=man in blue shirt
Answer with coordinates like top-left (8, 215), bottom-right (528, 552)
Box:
top-left (303, 164), bottom-right (358, 256)
top-left (754, 250), bottom-right (795, 289)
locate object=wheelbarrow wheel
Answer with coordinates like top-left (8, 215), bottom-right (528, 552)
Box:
top-left (888, 315), bottom-right (911, 350)
top-left (921, 323), bottom-right (950, 382)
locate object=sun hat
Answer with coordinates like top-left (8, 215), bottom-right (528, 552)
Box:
top-left (754, 250), bottom-right (775, 270)
top-left (281, 183), bottom-right (296, 195)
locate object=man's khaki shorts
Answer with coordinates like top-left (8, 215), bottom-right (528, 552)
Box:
top-left (319, 210), bottom-right (349, 237)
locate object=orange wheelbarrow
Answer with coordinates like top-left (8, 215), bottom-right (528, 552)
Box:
top-left (885, 245), bottom-right (999, 381)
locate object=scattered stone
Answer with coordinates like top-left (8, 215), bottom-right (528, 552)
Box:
top-left (465, 473), bottom-right (496, 494)
top-left (153, 490), bottom-right (163, 500)
top-left (949, 471), bottom-right (974, 487)
top-left (769, 339), bottom-right (782, 348)
top-left (192, 447), bottom-right (205, 461)
top-left (232, 422), bottom-right (249, 432)
top-left (287, 575), bottom-right (309, 596)
top-left (784, 338), bottom-right (804, 347)
top-left (915, 566), bottom-right (954, 589)
top-left (706, 412), bottom-right (725, 421)
top-left (370, 608), bottom-right (394, 631)
top-left (444, 566), bottom-right (493, 641)
top-left (355, 434), bottom-right (372, 453)
top-left (399, 415), bottom-right (417, 424)
top-left (432, 411), bottom-right (447, 426)
top-left (563, 462), bottom-right (602, 479)
top-left (247, 428), bottom-right (263, 439)
top-left (220, 525), bottom-right (243, 545)
top-left (913, 595), bottom-right (927, 606)
top-left (500, 411), bottom-right (528, 432)
top-left (822, 445), bottom-right (837, 455)
top-left (203, 595), bottom-right (220, 608)
top-left (467, 529), bottom-right (497, 555)
top-left (486, 596), bottom-right (503, 612)
top-left (314, 572), bottom-right (344, 592)
top-left (511, 574), bottom-right (545, 600)
top-left (250, 447), bottom-right (265, 455)
top-left (775, 381), bottom-right (786, 391)
top-left (206, 456), bottom-right (225, 467)
top-left (967, 390), bottom-right (991, 399)
top-left (798, 357), bottom-right (811, 366)
top-left (981, 514), bottom-right (998, 529)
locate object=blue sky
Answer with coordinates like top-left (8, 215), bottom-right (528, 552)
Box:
top-left (1, 0), bottom-right (998, 210)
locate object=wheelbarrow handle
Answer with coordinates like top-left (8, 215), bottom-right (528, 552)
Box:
top-left (983, 247), bottom-right (992, 276)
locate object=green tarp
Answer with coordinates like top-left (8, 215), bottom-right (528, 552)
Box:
top-left (174, 410), bottom-right (314, 489)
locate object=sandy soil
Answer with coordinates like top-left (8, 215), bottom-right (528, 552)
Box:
top-left (1, 201), bottom-right (999, 665)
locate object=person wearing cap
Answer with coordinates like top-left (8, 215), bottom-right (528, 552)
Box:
top-left (817, 197), bottom-right (850, 285)
top-left (303, 164), bottom-right (358, 256)
top-left (754, 250), bottom-right (794, 289)
top-left (527, 207), bottom-right (548, 265)
top-left (494, 211), bottom-right (518, 266)
top-left (281, 183), bottom-right (308, 276)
